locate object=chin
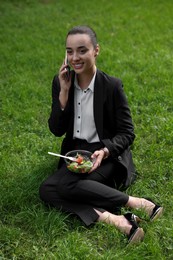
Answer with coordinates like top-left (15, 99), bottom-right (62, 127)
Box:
top-left (74, 69), bottom-right (84, 74)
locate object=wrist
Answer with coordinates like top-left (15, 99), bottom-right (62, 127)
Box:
top-left (59, 89), bottom-right (69, 97)
top-left (100, 147), bottom-right (109, 159)
top-left (59, 90), bottom-right (69, 109)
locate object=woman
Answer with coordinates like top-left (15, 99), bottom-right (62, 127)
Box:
top-left (39, 26), bottom-right (163, 243)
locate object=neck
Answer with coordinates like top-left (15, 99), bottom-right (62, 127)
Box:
top-left (77, 66), bottom-right (96, 89)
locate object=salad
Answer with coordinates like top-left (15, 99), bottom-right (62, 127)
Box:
top-left (67, 154), bottom-right (93, 173)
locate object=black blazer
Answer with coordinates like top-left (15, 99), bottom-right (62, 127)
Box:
top-left (48, 69), bottom-right (136, 189)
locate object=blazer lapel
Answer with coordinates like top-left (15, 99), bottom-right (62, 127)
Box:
top-left (94, 70), bottom-right (104, 140)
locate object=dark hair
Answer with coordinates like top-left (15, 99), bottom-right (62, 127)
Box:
top-left (66, 26), bottom-right (98, 48)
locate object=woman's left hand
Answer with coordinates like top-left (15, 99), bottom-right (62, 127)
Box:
top-left (88, 150), bottom-right (105, 173)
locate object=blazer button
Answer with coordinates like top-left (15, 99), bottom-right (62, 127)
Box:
top-left (118, 156), bottom-right (122, 161)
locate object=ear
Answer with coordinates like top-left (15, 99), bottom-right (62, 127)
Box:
top-left (94, 44), bottom-right (100, 57)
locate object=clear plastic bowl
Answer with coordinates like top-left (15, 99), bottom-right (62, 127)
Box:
top-left (65, 150), bottom-right (94, 173)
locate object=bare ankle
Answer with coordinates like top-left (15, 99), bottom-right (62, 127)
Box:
top-left (141, 198), bottom-right (155, 215)
top-left (96, 211), bottom-right (131, 235)
top-left (94, 210), bottom-right (112, 224)
top-left (126, 197), bottom-right (155, 213)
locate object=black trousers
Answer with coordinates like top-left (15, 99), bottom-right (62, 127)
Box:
top-left (39, 139), bottom-right (129, 226)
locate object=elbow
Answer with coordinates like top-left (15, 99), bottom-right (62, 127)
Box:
top-left (48, 119), bottom-right (61, 137)
top-left (128, 132), bottom-right (135, 145)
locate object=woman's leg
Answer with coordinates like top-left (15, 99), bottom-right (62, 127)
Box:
top-left (39, 163), bottom-right (128, 225)
top-left (52, 163), bottom-right (129, 210)
top-left (39, 168), bottom-right (100, 226)
top-left (40, 165), bottom-right (129, 208)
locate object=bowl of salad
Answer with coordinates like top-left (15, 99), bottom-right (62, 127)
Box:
top-left (65, 150), bottom-right (94, 173)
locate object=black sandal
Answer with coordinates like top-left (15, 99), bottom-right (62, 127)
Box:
top-left (124, 213), bottom-right (144, 244)
top-left (145, 198), bottom-right (163, 221)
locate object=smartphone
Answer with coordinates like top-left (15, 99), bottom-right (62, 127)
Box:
top-left (64, 51), bottom-right (70, 81)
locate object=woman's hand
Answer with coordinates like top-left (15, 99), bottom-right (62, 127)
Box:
top-left (58, 61), bottom-right (72, 109)
top-left (88, 149), bottom-right (105, 173)
top-left (59, 62), bottom-right (71, 90)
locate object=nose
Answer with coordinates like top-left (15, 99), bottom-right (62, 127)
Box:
top-left (72, 52), bottom-right (79, 61)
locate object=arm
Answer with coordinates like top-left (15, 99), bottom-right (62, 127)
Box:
top-left (102, 80), bottom-right (135, 158)
top-left (48, 62), bottom-right (73, 136)
top-left (48, 76), bottom-right (69, 136)
top-left (90, 77), bottom-right (135, 172)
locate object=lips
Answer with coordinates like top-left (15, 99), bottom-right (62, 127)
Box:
top-left (73, 63), bottom-right (83, 70)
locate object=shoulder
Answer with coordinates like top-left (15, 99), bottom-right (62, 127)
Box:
top-left (96, 69), bottom-right (123, 87)
top-left (96, 69), bottom-right (123, 91)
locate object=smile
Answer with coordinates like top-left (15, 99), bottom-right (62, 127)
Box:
top-left (73, 63), bottom-right (83, 69)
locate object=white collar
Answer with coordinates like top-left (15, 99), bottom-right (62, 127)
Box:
top-left (74, 71), bottom-right (96, 92)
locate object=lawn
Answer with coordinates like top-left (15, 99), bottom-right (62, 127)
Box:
top-left (0, 0), bottom-right (173, 259)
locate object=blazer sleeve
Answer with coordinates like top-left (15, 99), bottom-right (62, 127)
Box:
top-left (48, 75), bottom-right (72, 137)
top-left (101, 78), bottom-right (135, 158)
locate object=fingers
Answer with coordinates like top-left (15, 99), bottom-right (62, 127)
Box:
top-left (59, 64), bottom-right (70, 81)
top-left (59, 63), bottom-right (68, 72)
top-left (58, 61), bottom-right (71, 93)
top-left (89, 150), bottom-right (104, 173)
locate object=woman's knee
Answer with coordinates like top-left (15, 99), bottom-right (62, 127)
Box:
top-left (39, 181), bottom-right (50, 202)
top-left (39, 180), bottom-right (59, 204)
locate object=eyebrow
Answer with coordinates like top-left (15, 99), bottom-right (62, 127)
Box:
top-left (66, 46), bottom-right (88, 50)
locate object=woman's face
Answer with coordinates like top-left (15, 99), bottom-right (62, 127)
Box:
top-left (66, 33), bottom-right (99, 75)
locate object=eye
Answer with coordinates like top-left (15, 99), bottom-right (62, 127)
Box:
top-left (67, 50), bottom-right (73, 55)
top-left (79, 48), bottom-right (87, 54)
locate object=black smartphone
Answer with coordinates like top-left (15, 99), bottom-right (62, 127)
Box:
top-left (64, 51), bottom-right (70, 80)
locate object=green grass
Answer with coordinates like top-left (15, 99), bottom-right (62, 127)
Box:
top-left (0, 0), bottom-right (173, 259)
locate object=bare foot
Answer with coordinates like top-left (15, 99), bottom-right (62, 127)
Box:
top-left (97, 211), bottom-right (132, 235)
top-left (95, 210), bottom-right (144, 243)
top-left (127, 197), bottom-right (155, 216)
top-left (140, 198), bottom-right (156, 215)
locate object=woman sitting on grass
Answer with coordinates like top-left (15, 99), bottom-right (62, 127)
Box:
top-left (39, 25), bottom-right (163, 244)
